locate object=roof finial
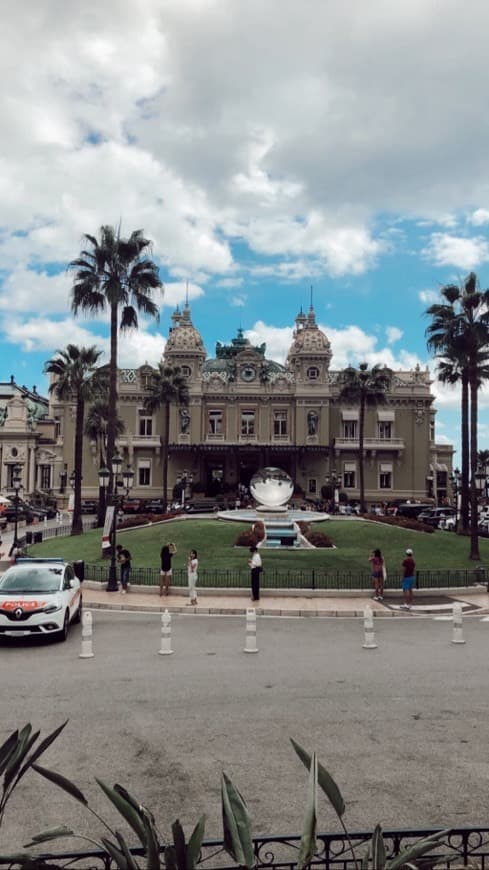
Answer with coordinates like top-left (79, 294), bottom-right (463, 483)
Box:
top-left (185, 279), bottom-right (189, 307)
top-left (310, 285), bottom-right (314, 311)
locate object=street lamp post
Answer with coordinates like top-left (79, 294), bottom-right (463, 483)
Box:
top-left (177, 470), bottom-right (193, 509)
top-left (99, 452), bottom-right (134, 592)
top-left (12, 464), bottom-right (23, 550)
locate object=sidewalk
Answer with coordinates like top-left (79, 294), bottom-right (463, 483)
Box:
top-left (82, 583), bottom-right (489, 618)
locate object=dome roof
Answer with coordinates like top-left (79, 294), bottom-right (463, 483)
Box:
top-left (287, 305), bottom-right (332, 361)
top-left (165, 304), bottom-right (206, 356)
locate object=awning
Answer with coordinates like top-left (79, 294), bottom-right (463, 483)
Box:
top-left (430, 463), bottom-right (448, 472)
top-left (343, 462), bottom-right (356, 471)
top-left (342, 410), bottom-right (359, 421)
top-left (377, 410), bottom-right (395, 422)
top-left (380, 463), bottom-right (393, 472)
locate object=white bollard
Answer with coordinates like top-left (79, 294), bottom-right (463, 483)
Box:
top-left (451, 603), bottom-right (466, 644)
top-left (243, 608), bottom-right (259, 654)
top-left (158, 609), bottom-right (174, 655)
top-left (43, 516), bottom-right (48, 527)
top-left (362, 606), bottom-right (377, 650)
top-left (79, 610), bottom-right (94, 659)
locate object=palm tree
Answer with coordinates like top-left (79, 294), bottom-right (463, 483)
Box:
top-left (143, 363), bottom-right (189, 511)
top-left (44, 345), bottom-right (106, 535)
top-left (337, 362), bottom-right (392, 513)
top-left (426, 273), bottom-right (489, 560)
top-left (84, 399), bottom-right (125, 526)
top-left (69, 226), bottom-right (162, 483)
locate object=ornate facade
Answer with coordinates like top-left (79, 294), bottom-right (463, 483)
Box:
top-left (1, 305), bottom-right (453, 507)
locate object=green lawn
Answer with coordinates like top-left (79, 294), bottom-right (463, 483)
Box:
top-left (30, 518), bottom-right (489, 572)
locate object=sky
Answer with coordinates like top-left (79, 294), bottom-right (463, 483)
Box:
top-left (1, 0), bottom-right (489, 463)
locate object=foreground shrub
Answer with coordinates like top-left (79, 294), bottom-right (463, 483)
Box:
top-left (364, 514), bottom-right (435, 533)
top-left (303, 530), bottom-right (334, 548)
top-left (235, 529), bottom-right (260, 547)
top-left (0, 722), bottom-right (451, 869)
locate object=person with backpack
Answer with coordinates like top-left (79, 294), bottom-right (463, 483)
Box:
top-left (117, 544), bottom-right (132, 593)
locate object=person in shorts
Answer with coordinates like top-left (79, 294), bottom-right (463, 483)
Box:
top-left (118, 546), bottom-right (132, 593)
top-left (160, 542), bottom-right (176, 596)
top-left (186, 549), bottom-right (198, 605)
top-left (401, 548), bottom-right (416, 609)
top-left (368, 548), bottom-right (385, 600)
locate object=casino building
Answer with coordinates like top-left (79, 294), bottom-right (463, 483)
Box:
top-left (41, 301), bottom-right (452, 509)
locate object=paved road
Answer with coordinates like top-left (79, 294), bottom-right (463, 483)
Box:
top-left (1, 612), bottom-right (488, 854)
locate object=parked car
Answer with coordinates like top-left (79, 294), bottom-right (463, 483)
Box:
top-left (143, 499), bottom-right (166, 514)
top-left (417, 507), bottom-right (456, 527)
top-left (122, 499), bottom-right (144, 514)
top-left (478, 518), bottom-right (489, 537)
top-left (0, 557), bottom-right (82, 641)
top-left (81, 500), bottom-right (98, 515)
top-left (396, 503), bottom-right (434, 519)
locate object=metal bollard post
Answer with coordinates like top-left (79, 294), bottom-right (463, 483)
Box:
top-left (243, 608), bottom-right (259, 654)
top-left (79, 610), bottom-right (94, 659)
top-left (43, 516), bottom-right (48, 527)
top-left (451, 603), bottom-right (466, 644)
top-left (158, 609), bottom-right (174, 655)
top-left (362, 606), bottom-right (377, 650)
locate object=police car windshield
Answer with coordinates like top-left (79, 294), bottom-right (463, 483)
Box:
top-left (0, 567), bottom-right (63, 594)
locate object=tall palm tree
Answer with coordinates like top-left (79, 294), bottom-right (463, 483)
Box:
top-left (84, 399), bottom-right (125, 526)
top-left (44, 345), bottom-right (106, 535)
top-left (69, 226), bottom-right (162, 483)
top-left (426, 273), bottom-right (489, 560)
top-left (143, 363), bottom-right (189, 511)
top-left (434, 350), bottom-right (470, 532)
top-left (337, 362), bottom-right (392, 513)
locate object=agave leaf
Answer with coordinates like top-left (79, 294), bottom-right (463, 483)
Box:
top-left (101, 836), bottom-right (131, 869)
top-left (0, 729), bottom-right (20, 776)
top-left (361, 845), bottom-right (370, 869)
top-left (386, 828), bottom-right (451, 870)
top-left (141, 806), bottom-right (161, 869)
top-left (296, 751), bottom-right (318, 869)
top-left (19, 721), bottom-right (68, 781)
top-left (371, 823), bottom-right (386, 869)
top-left (24, 825), bottom-right (75, 846)
top-left (187, 814), bottom-right (206, 869)
top-left (171, 819), bottom-right (186, 870)
top-left (32, 763), bottom-right (88, 805)
top-left (96, 779), bottom-right (147, 846)
top-left (221, 772), bottom-right (255, 870)
top-left (290, 737), bottom-right (345, 819)
top-left (115, 830), bottom-right (141, 870)
top-left (3, 725), bottom-right (35, 790)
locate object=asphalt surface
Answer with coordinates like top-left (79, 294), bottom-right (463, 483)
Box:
top-left (1, 611), bottom-right (489, 855)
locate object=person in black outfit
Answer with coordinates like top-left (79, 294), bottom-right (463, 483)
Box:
top-left (160, 542), bottom-right (176, 596)
top-left (247, 545), bottom-right (263, 602)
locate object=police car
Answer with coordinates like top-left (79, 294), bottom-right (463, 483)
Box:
top-left (0, 558), bottom-right (82, 641)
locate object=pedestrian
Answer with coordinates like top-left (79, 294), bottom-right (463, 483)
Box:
top-left (160, 542), bottom-right (176, 596)
top-left (186, 549), bottom-right (198, 605)
top-left (400, 548), bottom-right (416, 609)
top-left (248, 545), bottom-right (262, 603)
top-left (368, 548), bottom-right (385, 600)
top-left (118, 544), bottom-right (132, 593)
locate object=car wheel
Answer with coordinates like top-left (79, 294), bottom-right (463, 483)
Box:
top-left (73, 596), bottom-right (82, 624)
top-left (59, 609), bottom-right (70, 642)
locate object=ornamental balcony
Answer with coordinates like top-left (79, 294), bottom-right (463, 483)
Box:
top-left (334, 436), bottom-right (405, 452)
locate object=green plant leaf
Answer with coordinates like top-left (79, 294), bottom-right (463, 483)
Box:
top-left (141, 806), bottom-right (161, 869)
top-left (290, 737), bottom-right (345, 818)
top-left (187, 815), bottom-right (206, 869)
top-left (115, 830), bottom-right (141, 870)
top-left (296, 751), bottom-right (317, 869)
top-left (101, 836), bottom-right (131, 869)
top-left (0, 729), bottom-right (20, 776)
top-left (96, 779), bottom-right (147, 846)
top-left (371, 823), bottom-right (386, 869)
top-left (361, 845), bottom-right (370, 869)
top-left (164, 844), bottom-right (177, 870)
top-left (221, 772), bottom-right (255, 870)
top-left (171, 819), bottom-right (186, 870)
top-left (3, 725), bottom-right (36, 790)
top-left (386, 828), bottom-right (451, 869)
top-left (19, 721), bottom-right (69, 781)
top-left (32, 763), bottom-right (88, 805)
top-left (24, 825), bottom-right (75, 846)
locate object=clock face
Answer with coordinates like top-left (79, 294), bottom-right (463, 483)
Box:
top-left (241, 365), bottom-right (256, 382)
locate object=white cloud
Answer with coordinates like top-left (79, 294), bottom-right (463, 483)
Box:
top-left (418, 289), bottom-right (440, 305)
top-left (469, 208), bottom-right (489, 226)
top-left (386, 326), bottom-right (402, 344)
top-left (423, 233), bottom-right (489, 270)
top-left (1, 317), bottom-right (107, 354)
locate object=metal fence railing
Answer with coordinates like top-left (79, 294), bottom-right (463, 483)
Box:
top-left (1, 826), bottom-right (488, 868)
top-left (83, 563), bottom-right (488, 590)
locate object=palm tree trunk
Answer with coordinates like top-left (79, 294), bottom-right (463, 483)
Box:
top-left (460, 370), bottom-right (470, 533)
top-left (71, 396), bottom-right (84, 536)
top-left (359, 394), bottom-right (366, 512)
top-left (97, 443), bottom-right (106, 528)
top-left (162, 401), bottom-right (170, 512)
top-left (106, 301), bottom-right (119, 480)
top-left (469, 361), bottom-right (480, 560)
